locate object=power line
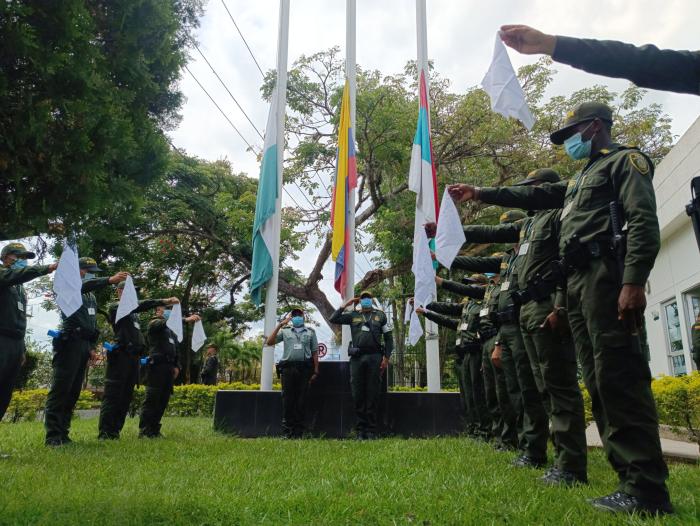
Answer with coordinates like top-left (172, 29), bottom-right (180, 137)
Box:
top-left (184, 64), bottom-right (260, 154)
top-left (220, 0), bottom-right (266, 78)
top-left (190, 39), bottom-right (265, 141)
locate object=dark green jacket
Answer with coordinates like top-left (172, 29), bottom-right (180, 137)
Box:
top-left (147, 316), bottom-right (181, 366)
top-left (201, 356), bottom-right (219, 384)
top-left (329, 307), bottom-right (394, 358)
top-left (479, 281), bottom-right (501, 335)
top-left (0, 264), bottom-right (51, 338)
top-left (438, 278), bottom-right (486, 299)
top-left (60, 277), bottom-right (111, 340)
top-left (553, 35), bottom-right (700, 95)
top-left (451, 252), bottom-right (517, 313)
top-left (480, 144), bottom-right (660, 286)
top-left (107, 298), bottom-right (167, 352)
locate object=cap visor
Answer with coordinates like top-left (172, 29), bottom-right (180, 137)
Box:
top-left (19, 251), bottom-right (36, 259)
top-left (84, 265), bottom-right (102, 272)
top-left (512, 178), bottom-right (537, 187)
top-left (550, 123), bottom-right (579, 145)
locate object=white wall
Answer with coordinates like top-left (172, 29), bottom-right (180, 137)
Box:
top-left (645, 115), bottom-right (700, 377)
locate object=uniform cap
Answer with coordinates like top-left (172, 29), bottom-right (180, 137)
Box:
top-left (78, 257), bottom-right (102, 272)
top-left (462, 273), bottom-right (488, 285)
top-left (359, 290), bottom-right (373, 298)
top-left (1, 242), bottom-right (35, 259)
top-left (512, 168), bottom-right (560, 186)
top-left (290, 306), bottom-right (304, 316)
top-left (550, 101), bottom-right (613, 145)
top-left (499, 210), bottom-right (527, 224)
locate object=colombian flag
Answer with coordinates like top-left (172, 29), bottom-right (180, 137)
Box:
top-left (330, 80), bottom-right (357, 295)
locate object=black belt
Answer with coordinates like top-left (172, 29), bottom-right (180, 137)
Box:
top-left (479, 327), bottom-right (498, 340)
top-left (496, 305), bottom-right (520, 324)
top-left (147, 354), bottom-right (177, 366)
top-left (456, 342), bottom-right (481, 353)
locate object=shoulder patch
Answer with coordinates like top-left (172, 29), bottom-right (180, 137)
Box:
top-left (628, 152), bottom-right (650, 175)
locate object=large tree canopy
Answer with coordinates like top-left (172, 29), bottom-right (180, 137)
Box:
top-left (0, 0), bottom-right (203, 240)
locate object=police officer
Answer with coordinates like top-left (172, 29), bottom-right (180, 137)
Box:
top-left (44, 258), bottom-right (127, 446)
top-left (200, 344), bottom-right (220, 386)
top-left (98, 284), bottom-right (178, 439)
top-left (329, 291), bottom-right (393, 440)
top-left (692, 314), bottom-right (700, 371)
top-left (0, 243), bottom-right (57, 424)
top-left (448, 101), bottom-right (673, 515)
top-left (499, 25), bottom-right (700, 95)
top-left (138, 303), bottom-right (199, 438)
top-left (266, 307), bottom-right (319, 438)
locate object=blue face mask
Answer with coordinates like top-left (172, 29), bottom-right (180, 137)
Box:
top-left (563, 123), bottom-right (594, 160)
top-left (291, 316), bottom-right (304, 328)
top-left (11, 259), bottom-right (28, 270)
top-left (163, 310), bottom-right (171, 320)
top-left (83, 272), bottom-right (95, 280)
top-left (360, 298), bottom-right (372, 309)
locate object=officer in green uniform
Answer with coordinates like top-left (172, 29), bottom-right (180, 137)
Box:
top-left (691, 314), bottom-right (700, 371)
top-left (329, 290), bottom-right (393, 439)
top-left (98, 284), bottom-right (177, 439)
top-left (138, 304), bottom-right (200, 438)
top-left (267, 307), bottom-right (319, 438)
top-left (448, 169), bottom-right (588, 485)
top-left (0, 243), bottom-right (57, 423)
top-left (44, 258), bottom-right (127, 446)
top-left (499, 25), bottom-right (700, 95)
top-left (448, 102), bottom-right (673, 515)
top-left (452, 216), bottom-right (550, 469)
top-left (200, 344), bottom-right (220, 385)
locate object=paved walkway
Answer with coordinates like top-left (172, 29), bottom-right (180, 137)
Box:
top-left (586, 423), bottom-right (699, 462)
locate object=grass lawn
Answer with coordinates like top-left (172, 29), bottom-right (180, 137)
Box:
top-left (0, 417), bottom-right (698, 525)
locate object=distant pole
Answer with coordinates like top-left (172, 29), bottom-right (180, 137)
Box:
top-left (260, 0), bottom-right (290, 390)
top-left (340, 0), bottom-right (357, 361)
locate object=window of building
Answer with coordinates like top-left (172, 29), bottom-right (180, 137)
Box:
top-left (683, 286), bottom-right (700, 372)
top-left (663, 300), bottom-right (686, 376)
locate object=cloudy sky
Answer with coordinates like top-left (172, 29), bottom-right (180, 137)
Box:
top-left (25, 0), bottom-right (700, 346)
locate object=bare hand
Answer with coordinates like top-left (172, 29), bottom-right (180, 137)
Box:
top-left (89, 350), bottom-right (97, 365)
top-left (415, 307), bottom-right (427, 315)
top-left (447, 184), bottom-right (477, 203)
top-left (379, 356), bottom-right (389, 375)
top-left (166, 297), bottom-right (180, 305)
top-left (435, 276), bottom-right (444, 286)
top-left (172, 367), bottom-right (180, 380)
top-left (499, 25), bottom-right (557, 55)
top-left (540, 308), bottom-right (566, 333)
top-left (344, 297), bottom-right (359, 308)
top-left (108, 271), bottom-right (129, 285)
top-left (185, 314), bottom-right (201, 324)
top-left (48, 263), bottom-right (58, 273)
top-left (618, 284), bottom-right (646, 332)
top-left (424, 222), bottom-right (437, 238)
top-left (491, 344), bottom-right (503, 369)
top-left (309, 372), bottom-right (319, 384)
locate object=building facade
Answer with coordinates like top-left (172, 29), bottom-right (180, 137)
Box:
top-left (645, 116), bottom-right (700, 377)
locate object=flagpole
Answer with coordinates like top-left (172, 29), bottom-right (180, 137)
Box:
top-left (340, 0), bottom-right (356, 361)
top-left (260, 0), bottom-right (290, 391)
top-left (416, 0), bottom-right (441, 393)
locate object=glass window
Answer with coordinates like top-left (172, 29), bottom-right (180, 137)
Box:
top-left (663, 301), bottom-right (686, 376)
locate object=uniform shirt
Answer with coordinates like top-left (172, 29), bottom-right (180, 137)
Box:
top-left (552, 36), bottom-right (700, 95)
top-left (0, 264), bottom-right (50, 338)
top-left (480, 144), bottom-right (659, 286)
top-left (107, 298), bottom-right (167, 351)
top-left (60, 277), bottom-right (111, 338)
top-left (201, 356), bottom-right (219, 383)
top-left (275, 326), bottom-right (318, 362)
top-left (329, 307), bottom-right (394, 358)
top-left (478, 281), bottom-right (501, 336)
top-left (147, 315), bottom-right (180, 365)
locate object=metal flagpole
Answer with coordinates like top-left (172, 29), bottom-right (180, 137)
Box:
top-left (260, 0), bottom-right (290, 390)
top-left (340, 0), bottom-right (356, 361)
top-left (416, 0), bottom-right (441, 392)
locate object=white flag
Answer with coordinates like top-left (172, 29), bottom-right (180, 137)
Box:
top-left (115, 275), bottom-right (139, 323)
top-left (53, 242), bottom-right (82, 318)
top-left (404, 300), bottom-right (413, 324)
top-left (481, 32), bottom-right (535, 130)
top-left (166, 303), bottom-right (184, 342)
top-left (436, 188), bottom-right (467, 269)
top-left (408, 309), bottom-right (424, 346)
top-left (191, 320), bottom-right (207, 352)
top-left (412, 227), bottom-right (437, 308)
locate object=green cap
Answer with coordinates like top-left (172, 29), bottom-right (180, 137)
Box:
top-left (1, 242), bottom-right (35, 259)
top-left (79, 257), bottom-right (102, 272)
top-left (359, 290), bottom-right (373, 298)
top-left (550, 102), bottom-right (613, 145)
top-left (499, 210), bottom-right (527, 224)
top-left (290, 306), bottom-right (304, 316)
top-left (513, 168), bottom-right (560, 186)
top-left (467, 273), bottom-right (488, 285)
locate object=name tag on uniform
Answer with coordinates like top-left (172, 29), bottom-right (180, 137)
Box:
top-left (168, 338), bottom-right (175, 344)
top-left (293, 343), bottom-right (303, 350)
top-left (518, 243), bottom-right (530, 256)
top-left (88, 307), bottom-right (96, 315)
top-left (455, 337), bottom-right (462, 346)
top-left (361, 326), bottom-right (370, 332)
top-left (501, 281), bottom-right (510, 291)
top-left (561, 202), bottom-right (573, 220)
top-left (459, 322), bottom-right (468, 331)
top-left (17, 301), bottom-right (24, 312)
top-left (133, 321), bottom-right (140, 329)
top-left (479, 308), bottom-right (489, 318)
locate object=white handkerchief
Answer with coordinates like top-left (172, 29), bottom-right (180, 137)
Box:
top-left (412, 228), bottom-right (437, 308)
top-left (436, 188), bottom-right (467, 269)
top-left (167, 303), bottom-right (184, 342)
top-left (115, 275), bottom-right (139, 323)
top-left (408, 308), bottom-right (424, 346)
top-left (191, 320), bottom-right (207, 352)
top-left (53, 242), bottom-right (82, 318)
top-left (404, 300), bottom-right (413, 324)
top-left (481, 32), bottom-right (535, 130)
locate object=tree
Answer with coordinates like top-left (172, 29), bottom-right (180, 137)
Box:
top-left (0, 0), bottom-right (204, 240)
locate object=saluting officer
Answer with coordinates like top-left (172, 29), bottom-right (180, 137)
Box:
top-left (44, 258), bottom-right (127, 446)
top-left (329, 291), bottom-right (393, 440)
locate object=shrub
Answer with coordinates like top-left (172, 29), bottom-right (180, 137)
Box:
top-left (4, 389), bottom-right (96, 422)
